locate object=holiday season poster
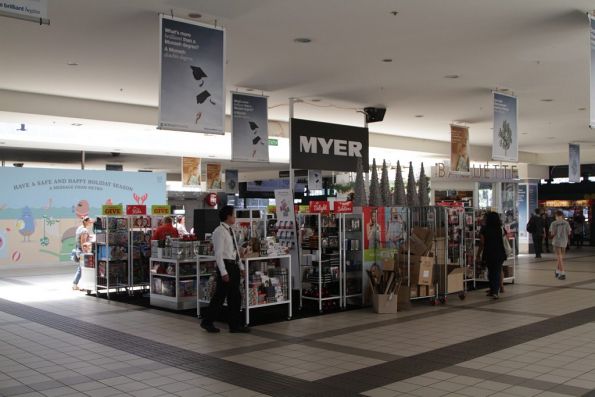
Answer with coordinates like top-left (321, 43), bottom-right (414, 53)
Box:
top-left (181, 157), bottom-right (201, 186)
top-left (225, 170), bottom-right (239, 194)
top-left (450, 125), bottom-right (470, 174)
top-left (492, 92), bottom-right (518, 162)
top-left (158, 15), bottom-right (225, 134)
top-left (231, 92), bottom-right (269, 162)
top-left (0, 168), bottom-right (166, 266)
top-left (308, 170), bottom-right (322, 191)
top-left (206, 163), bottom-right (222, 190)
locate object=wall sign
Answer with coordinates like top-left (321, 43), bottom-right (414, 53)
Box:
top-left (450, 125), bottom-right (470, 174)
top-left (308, 200), bottom-right (330, 214)
top-left (126, 205), bottom-right (147, 216)
top-left (102, 205), bottom-right (124, 216)
top-left (0, 0), bottom-right (48, 24)
top-left (569, 144), bottom-right (581, 183)
top-left (151, 205), bottom-right (171, 215)
top-left (333, 201), bottom-right (353, 213)
top-left (291, 118), bottom-right (369, 172)
top-left (432, 163), bottom-right (518, 182)
top-left (231, 92), bottom-right (269, 162)
top-left (158, 15), bottom-right (225, 134)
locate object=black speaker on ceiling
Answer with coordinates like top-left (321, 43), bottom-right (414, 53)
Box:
top-left (364, 107), bottom-right (386, 123)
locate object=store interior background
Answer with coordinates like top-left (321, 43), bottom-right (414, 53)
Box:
top-left (1, 0), bottom-right (595, 267)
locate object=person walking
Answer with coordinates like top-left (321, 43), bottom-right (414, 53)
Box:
top-left (527, 209), bottom-right (545, 258)
top-left (550, 210), bottom-right (572, 280)
top-left (201, 206), bottom-right (249, 334)
top-left (72, 216), bottom-right (93, 290)
top-left (477, 212), bottom-right (507, 299)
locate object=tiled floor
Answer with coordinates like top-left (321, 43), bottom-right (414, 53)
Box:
top-left (1, 249), bottom-right (595, 396)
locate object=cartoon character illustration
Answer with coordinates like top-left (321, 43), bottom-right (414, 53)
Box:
top-left (0, 228), bottom-right (7, 259)
top-left (74, 200), bottom-right (89, 218)
top-left (43, 198), bottom-right (53, 210)
top-left (60, 226), bottom-right (77, 262)
top-left (16, 207), bottom-right (35, 242)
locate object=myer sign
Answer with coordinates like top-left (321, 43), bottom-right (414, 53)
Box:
top-left (291, 118), bottom-right (369, 172)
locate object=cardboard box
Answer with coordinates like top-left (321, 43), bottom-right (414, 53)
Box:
top-left (397, 287), bottom-right (411, 311)
top-left (416, 285), bottom-right (436, 297)
top-left (410, 286), bottom-right (418, 298)
top-left (434, 237), bottom-right (447, 263)
top-left (372, 293), bottom-right (398, 314)
top-left (418, 256), bottom-right (434, 286)
top-left (438, 265), bottom-right (464, 294)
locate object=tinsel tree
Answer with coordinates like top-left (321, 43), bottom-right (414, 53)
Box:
top-left (368, 159), bottom-right (382, 207)
top-left (393, 160), bottom-right (406, 206)
top-left (353, 157), bottom-right (367, 206)
top-left (406, 161), bottom-right (419, 207)
top-left (418, 162), bottom-right (430, 207)
top-left (380, 160), bottom-right (391, 206)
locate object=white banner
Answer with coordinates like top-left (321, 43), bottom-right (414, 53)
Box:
top-left (308, 170), bottom-right (322, 191)
top-left (231, 92), bottom-right (269, 162)
top-left (0, 0), bottom-right (48, 24)
top-left (590, 15), bottom-right (595, 128)
top-left (158, 16), bottom-right (225, 134)
top-left (492, 92), bottom-right (518, 162)
top-left (569, 144), bottom-right (581, 183)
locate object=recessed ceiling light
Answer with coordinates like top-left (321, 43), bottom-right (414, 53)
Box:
top-left (415, 115), bottom-right (424, 118)
top-left (294, 38), bottom-right (312, 43)
top-left (578, 107), bottom-right (586, 111)
top-left (382, 58), bottom-right (393, 63)
top-left (541, 99), bottom-right (554, 102)
top-left (71, 123), bottom-right (83, 126)
top-left (67, 61), bottom-right (78, 66)
top-left (188, 13), bottom-right (202, 19)
top-left (444, 74), bottom-right (459, 79)
top-left (311, 99), bottom-right (322, 102)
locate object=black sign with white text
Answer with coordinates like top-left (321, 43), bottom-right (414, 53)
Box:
top-left (290, 118), bottom-right (369, 172)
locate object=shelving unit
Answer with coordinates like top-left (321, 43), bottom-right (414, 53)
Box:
top-left (78, 253), bottom-right (96, 293)
top-left (94, 216), bottom-right (130, 299)
top-left (299, 213), bottom-right (342, 313)
top-left (129, 215), bottom-right (152, 292)
top-left (463, 208), bottom-right (476, 288)
top-left (340, 213), bottom-right (364, 307)
top-left (244, 255), bottom-right (292, 325)
top-left (150, 257), bottom-right (198, 310)
top-left (196, 256), bottom-right (217, 318)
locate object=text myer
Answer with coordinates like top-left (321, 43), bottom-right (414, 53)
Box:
top-left (299, 136), bottom-right (362, 157)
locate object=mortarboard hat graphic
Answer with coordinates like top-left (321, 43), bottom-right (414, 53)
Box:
top-left (196, 91), bottom-right (211, 104)
top-left (190, 66), bottom-right (207, 87)
top-left (249, 121), bottom-right (259, 131)
top-left (252, 136), bottom-right (262, 145)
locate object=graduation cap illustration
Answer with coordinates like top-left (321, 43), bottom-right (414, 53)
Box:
top-left (249, 121), bottom-right (259, 131)
top-left (196, 90), bottom-right (211, 104)
top-left (190, 66), bottom-right (207, 87)
top-left (252, 136), bottom-right (262, 145)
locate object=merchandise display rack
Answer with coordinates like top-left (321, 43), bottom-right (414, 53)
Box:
top-left (463, 208), bottom-right (476, 288)
top-left (150, 256), bottom-right (199, 310)
top-left (244, 255), bottom-right (292, 325)
top-left (196, 256), bottom-right (218, 318)
top-left (299, 213), bottom-right (342, 312)
top-left (340, 213), bottom-right (364, 307)
top-left (94, 215), bottom-right (130, 299)
top-left (129, 214), bottom-right (153, 292)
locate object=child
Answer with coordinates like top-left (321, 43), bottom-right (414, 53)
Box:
top-left (549, 210), bottom-right (571, 280)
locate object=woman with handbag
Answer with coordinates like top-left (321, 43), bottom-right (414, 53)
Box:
top-left (477, 212), bottom-right (508, 300)
top-left (72, 216), bottom-right (93, 290)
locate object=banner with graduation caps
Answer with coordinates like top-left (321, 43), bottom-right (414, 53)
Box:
top-left (231, 92), bottom-right (269, 162)
top-left (158, 15), bottom-right (225, 135)
top-left (308, 170), bottom-right (323, 191)
top-left (492, 92), bottom-right (518, 162)
top-left (225, 169), bottom-right (239, 194)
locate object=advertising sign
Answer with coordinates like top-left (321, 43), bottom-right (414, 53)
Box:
top-left (206, 163), bottom-right (222, 190)
top-left (224, 170), bottom-right (239, 194)
top-left (0, 0), bottom-right (48, 24)
top-left (450, 125), bottom-right (470, 174)
top-left (126, 205), bottom-right (147, 216)
top-left (590, 14), bottom-right (595, 128)
top-left (181, 157), bottom-right (201, 186)
top-left (231, 92), bottom-right (269, 162)
top-left (159, 15), bottom-right (225, 134)
top-left (308, 201), bottom-right (330, 214)
top-left (492, 92), bottom-right (518, 162)
top-left (102, 205), bottom-right (124, 216)
top-left (569, 144), bottom-right (581, 183)
top-left (518, 184), bottom-right (528, 240)
top-left (333, 201), bottom-right (353, 214)
top-left (291, 118), bottom-right (369, 172)
top-left (308, 170), bottom-right (323, 191)
top-left (151, 205), bottom-right (171, 215)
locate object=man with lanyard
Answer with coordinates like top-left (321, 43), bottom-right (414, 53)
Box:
top-left (201, 206), bottom-right (249, 333)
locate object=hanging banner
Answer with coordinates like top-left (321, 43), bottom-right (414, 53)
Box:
top-left (308, 200), bottom-right (330, 214)
top-left (333, 201), bottom-right (353, 214)
top-left (517, 184), bottom-right (528, 241)
top-left (224, 170), bottom-right (239, 194)
top-left (231, 92), bottom-right (269, 162)
top-left (590, 15), bottom-right (595, 128)
top-left (181, 157), bottom-right (201, 186)
top-left (569, 144), bottom-right (581, 183)
top-left (308, 170), bottom-right (322, 191)
top-left (158, 15), bottom-right (225, 134)
top-left (126, 205), bottom-right (147, 216)
top-left (206, 163), bottom-right (222, 190)
top-left (450, 125), bottom-right (470, 174)
top-left (492, 92), bottom-right (518, 162)
top-left (0, 0), bottom-right (49, 24)
top-left (291, 118), bottom-right (369, 172)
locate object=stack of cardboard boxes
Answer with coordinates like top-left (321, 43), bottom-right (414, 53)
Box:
top-left (398, 227), bottom-right (436, 302)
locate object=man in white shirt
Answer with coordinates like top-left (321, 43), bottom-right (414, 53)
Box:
top-left (201, 206), bottom-right (249, 333)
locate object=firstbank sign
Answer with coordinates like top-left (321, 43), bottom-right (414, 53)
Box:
top-left (291, 118), bottom-right (369, 172)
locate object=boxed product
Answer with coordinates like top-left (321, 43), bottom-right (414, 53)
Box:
top-left (372, 293), bottom-right (398, 314)
top-left (418, 256), bottom-right (434, 286)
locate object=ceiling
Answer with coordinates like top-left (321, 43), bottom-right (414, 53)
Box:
top-left (1, 0), bottom-right (595, 154)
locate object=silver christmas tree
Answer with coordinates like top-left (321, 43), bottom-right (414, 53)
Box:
top-left (418, 162), bottom-right (430, 207)
top-left (393, 160), bottom-right (406, 206)
top-left (368, 159), bottom-right (382, 207)
top-left (406, 161), bottom-right (419, 207)
top-left (380, 160), bottom-right (391, 206)
top-left (353, 157), bottom-right (367, 206)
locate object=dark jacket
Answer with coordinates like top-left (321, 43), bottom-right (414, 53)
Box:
top-left (481, 226), bottom-right (507, 263)
top-left (528, 215), bottom-right (545, 236)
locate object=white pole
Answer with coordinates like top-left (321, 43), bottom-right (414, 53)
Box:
top-left (289, 98), bottom-right (295, 195)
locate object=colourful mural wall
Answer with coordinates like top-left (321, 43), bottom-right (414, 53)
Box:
top-left (0, 168), bottom-right (166, 265)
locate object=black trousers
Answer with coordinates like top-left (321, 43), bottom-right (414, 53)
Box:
top-left (532, 234), bottom-right (543, 257)
top-left (487, 259), bottom-right (504, 295)
top-left (204, 260), bottom-right (242, 329)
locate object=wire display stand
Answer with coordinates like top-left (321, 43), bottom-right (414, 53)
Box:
top-left (196, 256), bottom-right (217, 318)
top-left (129, 214), bottom-right (152, 293)
top-left (94, 216), bottom-right (129, 299)
top-left (340, 213), bottom-right (364, 307)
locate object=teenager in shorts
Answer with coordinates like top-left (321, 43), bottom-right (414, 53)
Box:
top-left (549, 210), bottom-right (571, 280)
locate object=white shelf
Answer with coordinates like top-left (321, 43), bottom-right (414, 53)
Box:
top-left (150, 257), bottom-right (198, 263)
top-left (151, 273), bottom-right (197, 279)
top-left (302, 296), bottom-right (341, 302)
top-left (246, 300), bottom-right (290, 309)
